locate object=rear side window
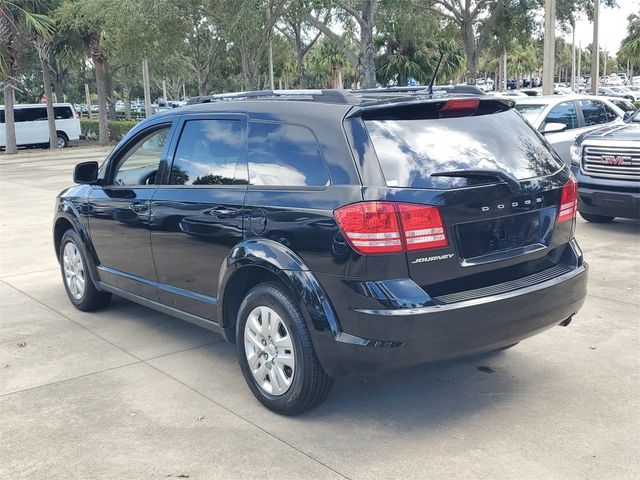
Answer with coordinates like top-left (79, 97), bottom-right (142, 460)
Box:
top-left (365, 109), bottom-right (562, 189)
top-left (248, 122), bottom-right (329, 187)
top-left (15, 107), bottom-right (47, 122)
top-left (580, 100), bottom-right (609, 126)
top-left (544, 101), bottom-right (578, 130)
top-left (170, 119), bottom-right (245, 186)
top-left (53, 106), bottom-right (74, 119)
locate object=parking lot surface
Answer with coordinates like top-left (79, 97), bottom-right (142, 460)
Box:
top-left (1, 146), bottom-right (639, 479)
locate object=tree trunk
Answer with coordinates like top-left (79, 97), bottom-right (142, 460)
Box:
top-left (296, 51), bottom-right (307, 89)
top-left (41, 57), bottom-right (57, 150)
top-left (124, 85), bottom-right (131, 121)
top-left (461, 19), bottom-right (477, 83)
top-left (93, 55), bottom-right (109, 145)
top-left (3, 83), bottom-right (17, 154)
top-left (360, 0), bottom-right (377, 88)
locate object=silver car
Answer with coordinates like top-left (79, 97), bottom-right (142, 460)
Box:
top-left (514, 95), bottom-right (625, 164)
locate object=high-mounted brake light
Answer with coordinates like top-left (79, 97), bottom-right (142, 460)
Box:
top-left (439, 99), bottom-right (480, 118)
top-left (334, 202), bottom-right (448, 255)
top-left (558, 177), bottom-right (577, 224)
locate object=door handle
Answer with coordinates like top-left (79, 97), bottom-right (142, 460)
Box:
top-left (207, 207), bottom-right (237, 217)
top-left (129, 202), bottom-right (148, 213)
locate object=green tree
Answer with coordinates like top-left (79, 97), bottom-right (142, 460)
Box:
top-left (1, 0), bottom-right (53, 154)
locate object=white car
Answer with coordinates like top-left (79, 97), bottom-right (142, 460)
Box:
top-left (513, 95), bottom-right (625, 164)
top-left (0, 103), bottom-right (81, 149)
top-left (607, 86), bottom-right (640, 102)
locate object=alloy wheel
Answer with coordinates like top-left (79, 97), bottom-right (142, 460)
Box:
top-left (63, 242), bottom-right (85, 300)
top-left (244, 305), bottom-right (296, 396)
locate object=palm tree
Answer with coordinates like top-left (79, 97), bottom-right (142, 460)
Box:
top-left (1, 0), bottom-right (53, 154)
top-left (619, 14), bottom-right (640, 77)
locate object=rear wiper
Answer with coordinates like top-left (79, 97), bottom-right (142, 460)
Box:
top-left (431, 169), bottom-right (521, 194)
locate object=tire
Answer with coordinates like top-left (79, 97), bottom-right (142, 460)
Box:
top-left (579, 212), bottom-right (615, 223)
top-left (59, 229), bottom-right (111, 311)
top-left (236, 282), bottom-right (334, 415)
top-left (56, 133), bottom-right (68, 149)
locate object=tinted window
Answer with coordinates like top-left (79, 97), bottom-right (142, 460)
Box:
top-left (53, 106), bottom-right (74, 119)
top-left (170, 119), bottom-right (244, 186)
top-left (544, 101), bottom-right (578, 130)
top-left (113, 127), bottom-right (169, 186)
top-left (365, 109), bottom-right (562, 189)
top-left (248, 122), bottom-right (329, 187)
top-left (603, 102), bottom-right (621, 121)
top-left (580, 100), bottom-right (609, 126)
top-left (15, 107), bottom-right (47, 122)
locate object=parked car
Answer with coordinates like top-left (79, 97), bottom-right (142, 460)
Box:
top-left (521, 89), bottom-right (543, 96)
top-left (606, 86), bottom-right (640, 102)
top-left (513, 95), bottom-right (624, 164)
top-left (570, 122), bottom-right (640, 222)
top-left (0, 103), bottom-right (80, 149)
top-left (54, 90), bottom-right (588, 414)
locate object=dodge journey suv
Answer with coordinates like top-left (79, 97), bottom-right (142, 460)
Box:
top-left (54, 90), bottom-right (588, 414)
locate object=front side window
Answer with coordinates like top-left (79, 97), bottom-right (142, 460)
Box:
top-left (543, 101), bottom-right (578, 130)
top-left (169, 119), bottom-right (244, 186)
top-left (580, 100), bottom-right (609, 126)
top-left (248, 122), bottom-right (329, 187)
top-left (112, 126), bottom-right (170, 186)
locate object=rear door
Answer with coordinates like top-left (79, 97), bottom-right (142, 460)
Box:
top-left (356, 100), bottom-right (575, 292)
top-left (150, 114), bottom-right (247, 320)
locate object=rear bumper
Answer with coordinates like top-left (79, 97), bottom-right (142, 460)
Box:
top-left (314, 244), bottom-right (588, 377)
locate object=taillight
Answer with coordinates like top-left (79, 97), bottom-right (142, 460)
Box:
top-left (558, 177), bottom-right (577, 224)
top-left (333, 202), bottom-right (402, 254)
top-left (397, 204), bottom-right (448, 250)
top-left (334, 202), bottom-right (447, 255)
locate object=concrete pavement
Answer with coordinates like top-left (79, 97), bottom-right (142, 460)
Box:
top-left (1, 146), bottom-right (639, 479)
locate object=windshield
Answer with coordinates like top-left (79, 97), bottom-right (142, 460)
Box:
top-left (514, 103), bottom-right (546, 123)
top-left (365, 109), bottom-right (562, 189)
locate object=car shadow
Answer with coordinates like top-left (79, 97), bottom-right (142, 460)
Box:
top-left (580, 217), bottom-right (640, 235)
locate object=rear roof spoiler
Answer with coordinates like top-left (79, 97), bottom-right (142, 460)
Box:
top-left (347, 97), bottom-right (515, 119)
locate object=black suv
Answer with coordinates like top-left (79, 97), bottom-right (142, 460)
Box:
top-left (571, 122), bottom-right (640, 222)
top-left (54, 90), bottom-right (588, 414)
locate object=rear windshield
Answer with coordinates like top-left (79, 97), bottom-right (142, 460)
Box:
top-left (365, 109), bottom-right (561, 189)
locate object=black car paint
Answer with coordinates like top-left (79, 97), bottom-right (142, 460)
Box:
top-left (572, 124), bottom-right (640, 220)
top-left (54, 96), bottom-right (588, 377)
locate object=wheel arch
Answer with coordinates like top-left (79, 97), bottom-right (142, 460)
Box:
top-left (217, 239), bottom-right (341, 346)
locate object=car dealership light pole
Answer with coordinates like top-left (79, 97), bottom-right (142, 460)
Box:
top-left (542, 0), bottom-right (556, 95)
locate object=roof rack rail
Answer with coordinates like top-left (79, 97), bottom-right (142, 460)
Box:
top-left (186, 89), bottom-right (360, 105)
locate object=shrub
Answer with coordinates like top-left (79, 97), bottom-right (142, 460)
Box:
top-left (633, 101), bottom-right (640, 110)
top-left (81, 120), bottom-right (138, 142)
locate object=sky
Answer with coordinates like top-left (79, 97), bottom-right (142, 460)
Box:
top-left (560, 0), bottom-right (640, 55)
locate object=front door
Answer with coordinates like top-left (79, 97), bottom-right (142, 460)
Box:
top-left (88, 123), bottom-right (174, 298)
top-left (150, 114), bottom-right (247, 320)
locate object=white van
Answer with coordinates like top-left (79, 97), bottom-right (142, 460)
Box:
top-left (0, 103), bottom-right (81, 149)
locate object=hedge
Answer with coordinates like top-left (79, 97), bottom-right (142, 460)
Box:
top-left (81, 120), bottom-right (138, 142)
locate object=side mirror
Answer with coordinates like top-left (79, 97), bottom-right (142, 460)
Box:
top-left (74, 161), bottom-right (99, 185)
top-left (542, 122), bottom-right (567, 134)
top-left (623, 111), bottom-right (633, 121)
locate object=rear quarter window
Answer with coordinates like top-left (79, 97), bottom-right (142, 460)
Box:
top-left (248, 122), bottom-right (329, 187)
top-left (365, 109), bottom-right (562, 189)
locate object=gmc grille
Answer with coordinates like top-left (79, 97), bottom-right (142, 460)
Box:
top-left (582, 145), bottom-right (640, 180)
